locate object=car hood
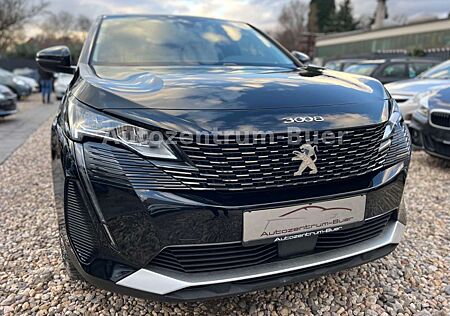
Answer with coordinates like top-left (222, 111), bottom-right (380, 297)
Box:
top-left (0, 84), bottom-right (11, 94)
top-left (429, 86), bottom-right (450, 111)
top-left (18, 76), bottom-right (37, 86)
top-left (71, 65), bottom-right (388, 132)
top-left (385, 78), bottom-right (450, 96)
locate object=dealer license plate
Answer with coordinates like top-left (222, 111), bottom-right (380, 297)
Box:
top-left (243, 195), bottom-right (366, 244)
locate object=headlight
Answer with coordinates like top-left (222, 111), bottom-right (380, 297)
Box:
top-left (66, 97), bottom-right (177, 160)
top-left (417, 94), bottom-right (430, 117)
top-left (379, 99), bottom-right (402, 152)
top-left (401, 91), bottom-right (430, 117)
top-left (0, 93), bottom-right (5, 100)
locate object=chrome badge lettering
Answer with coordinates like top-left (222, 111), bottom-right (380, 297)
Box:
top-left (281, 116), bottom-right (324, 124)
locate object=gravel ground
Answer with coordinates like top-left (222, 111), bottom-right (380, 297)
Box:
top-left (0, 121), bottom-right (449, 315)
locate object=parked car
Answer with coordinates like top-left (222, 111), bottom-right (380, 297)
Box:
top-left (54, 73), bottom-right (73, 100)
top-left (13, 67), bottom-right (39, 82)
top-left (409, 85), bottom-right (450, 159)
top-left (0, 84), bottom-right (18, 117)
top-left (16, 75), bottom-right (39, 92)
top-left (344, 58), bottom-right (439, 84)
top-left (36, 15), bottom-right (411, 301)
top-left (385, 60), bottom-right (450, 124)
top-left (324, 58), bottom-right (363, 71)
top-left (0, 68), bottom-right (32, 99)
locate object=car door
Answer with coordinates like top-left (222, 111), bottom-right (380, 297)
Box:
top-left (375, 62), bottom-right (408, 84)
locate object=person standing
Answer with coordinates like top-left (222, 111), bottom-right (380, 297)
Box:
top-left (38, 68), bottom-right (54, 103)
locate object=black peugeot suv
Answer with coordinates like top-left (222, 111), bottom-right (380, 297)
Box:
top-left (36, 15), bottom-right (411, 300)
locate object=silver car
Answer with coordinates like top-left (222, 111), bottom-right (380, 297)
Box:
top-left (385, 60), bottom-right (450, 124)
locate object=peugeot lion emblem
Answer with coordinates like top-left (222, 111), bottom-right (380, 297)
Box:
top-left (292, 144), bottom-right (318, 176)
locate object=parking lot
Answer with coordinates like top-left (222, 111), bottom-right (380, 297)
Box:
top-left (0, 94), bottom-right (57, 164)
top-left (0, 108), bottom-right (449, 315)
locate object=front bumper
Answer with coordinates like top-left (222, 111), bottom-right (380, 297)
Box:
top-left (66, 220), bottom-right (403, 301)
top-left (409, 112), bottom-right (450, 159)
top-left (0, 109), bottom-right (17, 117)
top-left (0, 98), bottom-right (17, 116)
top-left (116, 220), bottom-right (404, 300)
top-left (52, 124), bottom-right (409, 300)
top-left (15, 85), bottom-right (32, 97)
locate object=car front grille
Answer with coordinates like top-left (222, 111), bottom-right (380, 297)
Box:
top-left (165, 123), bottom-right (388, 191)
top-left (0, 100), bottom-right (16, 111)
top-left (430, 111), bottom-right (450, 129)
top-left (148, 212), bottom-right (393, 273)
top-left (83, 122), bottom-right (409, 192)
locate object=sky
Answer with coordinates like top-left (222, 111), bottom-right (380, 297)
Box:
top-left (36, 0), bottom-right (450, 32)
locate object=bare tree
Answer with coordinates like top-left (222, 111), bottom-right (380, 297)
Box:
top-left (0, 0), bottom-right (48, 52)
top-left (274, 0), bottom-right (309, 51)
top-left (77, 14), bottom-right (92, 33)
top-left (278, 0), bottom-right (308, 35)
top-left (40, 11), bottom-right (75, 38)
top-left (40, 11), bottom-right (92, 38)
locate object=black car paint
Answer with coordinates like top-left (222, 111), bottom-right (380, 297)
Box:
top-left (46, 15), bottom-right (410, 300)
top-left (410, 86), bottom-right (450, 159)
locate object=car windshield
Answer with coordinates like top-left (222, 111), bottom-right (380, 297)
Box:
top-left (92, 16), bottom-right (296, 68)
top-left (418, 61), bottom-right (450, 79)
top-left (344, 64), bottom-right (378, 76)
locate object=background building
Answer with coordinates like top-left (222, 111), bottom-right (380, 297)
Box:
top-left (315, 18), bottom-right (450, 62)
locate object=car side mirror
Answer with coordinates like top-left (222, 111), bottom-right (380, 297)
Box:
top-left (36, 46), bottom-right (75, 74)
top-left (291, 51), bottom-right (311, 65)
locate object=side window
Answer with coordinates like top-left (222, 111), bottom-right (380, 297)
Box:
top-left (409, 63), bottom-right (434, 78)
top-left (381, 63), bottom-right (406, 78)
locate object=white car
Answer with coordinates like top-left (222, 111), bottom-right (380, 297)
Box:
top-left (54, 73), bottom-right (73, 100)
top-left (385, 60), bottom-right (450, 124)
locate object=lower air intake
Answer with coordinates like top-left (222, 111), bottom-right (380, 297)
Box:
top-left (65, 180), bottom-right (97, 265)
top-left (148, 212), bottom-right (393, 273)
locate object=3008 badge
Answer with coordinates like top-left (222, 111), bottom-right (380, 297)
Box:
top-left (282, 116), bottom-right (324, 123)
